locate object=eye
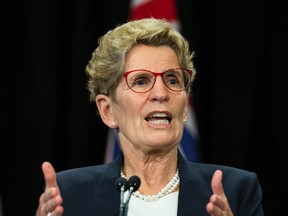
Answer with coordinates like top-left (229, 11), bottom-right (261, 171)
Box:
top-left (134, 77), bottom-right (151, 86)
top-left (164, 72), bottom-right (181, 86)
top-left (129, 72), bottom-right (153, 87)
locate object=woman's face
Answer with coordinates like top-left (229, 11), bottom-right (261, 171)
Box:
top-left (111, 44), bottom-right (189, 153)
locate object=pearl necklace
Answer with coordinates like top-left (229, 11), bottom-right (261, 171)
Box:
top-left (121, 168), bottom-right (180, 202)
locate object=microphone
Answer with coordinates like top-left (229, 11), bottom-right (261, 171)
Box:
top-left (123, 176), bottom-right (141, 216)
top-left (128, 176), bottom-right (141, 191)
top-left (115, 177), bottom-right (128, 191)
top-left (115, 177), bottom-right (128, 216)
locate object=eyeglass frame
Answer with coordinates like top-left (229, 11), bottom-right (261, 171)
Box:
top-left (123, 68), bottom-right (193, 93)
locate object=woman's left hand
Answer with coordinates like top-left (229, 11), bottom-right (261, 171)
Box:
top-left (206, 170), bottom-right (234, 216)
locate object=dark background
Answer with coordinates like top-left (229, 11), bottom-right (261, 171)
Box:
top-left (1, 0), bottom-right (287, 215)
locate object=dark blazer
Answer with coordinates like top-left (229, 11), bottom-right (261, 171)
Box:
top-left (57, 151), bottom-right (264, 216)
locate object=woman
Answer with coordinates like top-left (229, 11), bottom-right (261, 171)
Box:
top-left (36, 18), bottom-right (264, 216)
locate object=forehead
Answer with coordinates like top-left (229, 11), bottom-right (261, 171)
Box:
top-left (125, 45), bottom-right (179, 71)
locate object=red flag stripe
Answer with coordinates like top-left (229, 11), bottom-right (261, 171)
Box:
top-left (129, 0), bottom-right (178, 23)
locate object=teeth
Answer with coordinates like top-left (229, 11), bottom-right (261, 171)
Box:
top-left (148, 119), bottom-right (170, 125)
top-left (150, 113), bottom-right (168, 117)
top-left (146, 112), bottom-right (171, 125)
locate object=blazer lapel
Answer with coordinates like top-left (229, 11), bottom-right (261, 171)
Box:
top-left (177, 152), bottom-right (212, 216)
top-left (93, 153), bottom-right (123, 216)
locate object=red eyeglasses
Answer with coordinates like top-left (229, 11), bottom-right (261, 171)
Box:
top-left (123, 68), bottom-right (192, 93)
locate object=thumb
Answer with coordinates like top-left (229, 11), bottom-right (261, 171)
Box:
top-left (211, 170), bottom-right (224, 196)
top-left (42, 161), bottom-right (59, 189)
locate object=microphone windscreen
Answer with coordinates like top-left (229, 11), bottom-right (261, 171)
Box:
top-left (115, 177), bottom-right (128, 191)
top-left (128, 176), bottom-right (141, 192)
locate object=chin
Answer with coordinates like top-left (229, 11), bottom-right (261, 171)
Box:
top-left (146, 137), bottom-right (178, 149)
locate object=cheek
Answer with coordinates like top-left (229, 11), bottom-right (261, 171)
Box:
top-left (175, 97), bottom-right (188, 116)
top-left (114, 96), bottom-right (145, 123)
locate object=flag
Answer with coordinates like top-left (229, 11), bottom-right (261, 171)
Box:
top-left (178, 97), bottom-right (200, 162)
top-left (129, 0), bottom-right (180, 30)
top-left (104, 0), bottom-right (200, 163)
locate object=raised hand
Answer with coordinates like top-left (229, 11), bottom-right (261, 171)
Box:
top-left (206, 170), bottom-right (233, 216)
top-left (36, 162), bottom-right (64, 216)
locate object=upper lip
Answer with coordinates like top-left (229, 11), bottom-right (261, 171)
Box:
top-left (145, 111), bottom-right (172, 122)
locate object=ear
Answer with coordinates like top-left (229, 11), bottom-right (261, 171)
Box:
top-left (183, 95), bottom-right (189, 124)
top-left (95, 94), bottom-right (118, 128)
top-left (183, 105), bottom-right (188, 124)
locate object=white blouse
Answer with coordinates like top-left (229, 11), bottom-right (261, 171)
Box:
top-left (127, 191), bottom-right (179, 216)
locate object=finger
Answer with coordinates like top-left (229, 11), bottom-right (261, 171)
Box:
top-left (206, 195), bottom-right (227, 215)
top-left (37, 162), bottom-right (63, 216)
top-left (40, 187), bottom-right (59, 203)
top-left (46, 195), bottom-right (63, 214)
top-left (38, 190), bottom-right (63, 216)
top-left (50, 205), bottom-right (64, 216)
top-left (208, 170), bottom-right (233, 215)
top-left (210, 194), bottom-right (225, 209)
top-left (207, 195), bottom-right (233, 216)
top-left (42, 161), bottom-right (58, 189)
top-left (211, 170), bottom-right (224, 196)
top-left (206, 201), bottom-right (222, 216)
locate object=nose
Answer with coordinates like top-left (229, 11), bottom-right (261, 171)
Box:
top-left (149, 76), bottom-right (170, 102)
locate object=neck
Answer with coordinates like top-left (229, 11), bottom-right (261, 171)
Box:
top-left (121, 146), bottom-right (178, 195)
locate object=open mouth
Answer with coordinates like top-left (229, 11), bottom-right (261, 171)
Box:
top-left (145, 112), bottom-right (172, 125)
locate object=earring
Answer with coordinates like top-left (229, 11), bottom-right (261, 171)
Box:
top-left (112, 122), bottom-right (117, 127)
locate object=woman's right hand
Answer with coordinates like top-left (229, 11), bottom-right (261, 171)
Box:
top-left (36, 162), bottom-right (64, 216)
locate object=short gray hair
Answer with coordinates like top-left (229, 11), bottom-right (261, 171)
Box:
top-left (85, 18), bottom-right (196, 103)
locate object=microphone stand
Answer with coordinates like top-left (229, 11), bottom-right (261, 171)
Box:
top-left (123, 176), bottom-right (141, 216)
top-left (123, 186), bottom-right (133, 216)
top-left (116, 176), bottom-right (141, 216)
top-left (115, 177), bottom-right (128, 216)
top-left (119, 185), bottom-right (126, 216)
